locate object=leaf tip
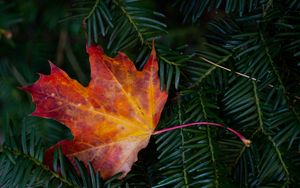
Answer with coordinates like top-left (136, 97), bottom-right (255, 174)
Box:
top-left (48, 61), bottom-right (59, 73)
top-left (86, 44), bottom-right (104, 55)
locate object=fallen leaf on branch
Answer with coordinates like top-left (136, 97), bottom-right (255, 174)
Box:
top-left (23, 43), bottom-right (168, 179)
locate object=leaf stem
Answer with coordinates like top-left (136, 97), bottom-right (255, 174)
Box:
top-left (153, 122), bottom-right (251, 147)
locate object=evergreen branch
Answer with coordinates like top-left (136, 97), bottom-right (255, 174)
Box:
top-left (233, 143), bottom-right (247, 167)
top-left (146, 42), bottom-right (182, 67)
top-left (103, 0), bottom-right (166, 53)
top-left (174, 0), bottom-right (271, 23)
top-left (185, 54), bottom-right (231, 90)
top-left (268, 136), bottom-right (290, 183)
top-left (143, 42), bottom-right (193, 91)
top-left (200, 92), bottom-right (219, 188)
top-left (252, 81), bottom-right (266, 134)
top-left (178, 100), bottom-right (189, 188)
top-left (199, 92), bottom-right (208, 120)
top-left (251, 81), bottom-right (290, 184)
top-left (272, 105), bottom-right (300, 147)
top-left (84, 0), bottom-right (100, 21)
top-left (259, 30), bottom-right (284, 87)
top-left (1, 145), bottom-right (75, 187)
top-left (113, 0), bottom-right (144, 44)
top-left (206, 127), bottom-right (219, 188)
top-left (197, 62), bottom-right (217, 84)
top-left (157, 54), bottom-right (179, 66)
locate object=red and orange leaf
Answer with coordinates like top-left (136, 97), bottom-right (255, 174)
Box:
top-left (23, 44), bottom-right (168, 179)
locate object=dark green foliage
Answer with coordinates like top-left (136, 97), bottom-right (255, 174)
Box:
top-left (0, 116), bottom-right (124, 187)
top-left (1, 0), bottom-right (300, 187)
top-left (174, 0), bottom-right (270, 23)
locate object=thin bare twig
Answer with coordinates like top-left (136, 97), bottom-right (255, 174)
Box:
top-left (200, 56), bottom-right (300, 101)
top-left (200, 56), bottom-right (274, 88)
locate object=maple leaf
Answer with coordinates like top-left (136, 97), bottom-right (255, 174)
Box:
top-left (23, 43), bottom-right (168, 179)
